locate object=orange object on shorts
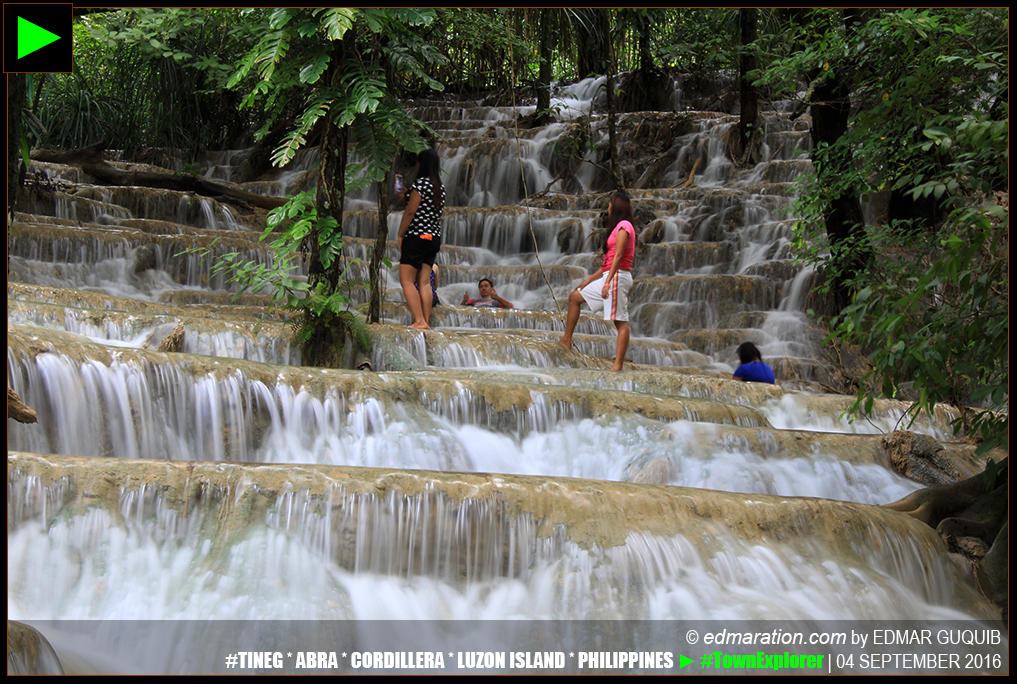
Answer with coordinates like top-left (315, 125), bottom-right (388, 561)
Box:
top-left (420, 233), bottom-right (433, 241)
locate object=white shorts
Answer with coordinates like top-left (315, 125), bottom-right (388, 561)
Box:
top-left (579, 271), bottom-right (632, 322)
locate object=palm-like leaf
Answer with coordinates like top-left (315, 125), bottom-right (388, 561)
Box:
top-left (271, 90), bottom-right (332, 167)
top-left (315, 8), bottom-right (357, 40)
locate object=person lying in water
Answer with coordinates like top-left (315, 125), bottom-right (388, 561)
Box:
top-left (461, 278), bottom-right (512, 309)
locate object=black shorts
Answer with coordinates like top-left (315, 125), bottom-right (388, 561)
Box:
top-left (400, 234), bottom-right (441, 269)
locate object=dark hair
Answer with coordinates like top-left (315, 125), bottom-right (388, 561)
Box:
top-left (602, 191), bottom-right (634, 252)
top-left (478, 278), bottom-right (493, 288)
top-left (417, 149), bottom-right (443, 210)
top-left (737, 342), bottom-right (762, 365)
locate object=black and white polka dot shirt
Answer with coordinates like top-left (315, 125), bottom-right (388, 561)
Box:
top-left (405, 177), bottom-right (445, 239)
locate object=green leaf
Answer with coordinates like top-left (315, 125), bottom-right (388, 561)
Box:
top-left (296, 21), bottom-right (318, 38)
top-left (255, 30), bottom-right (290, 82)
top-left (298, 53), bottom-right (330, 84)
top-left (270, 92), bottom-right (331, 167)
top-left (20, 133), bottom-right (31, 167)
top-left (268, 9), bottom-right (295, 30)
top-left (317, 8), bottom-right (356, 40)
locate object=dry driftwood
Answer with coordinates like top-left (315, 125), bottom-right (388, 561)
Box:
top-left (8, 387), bottom-right (37, 424)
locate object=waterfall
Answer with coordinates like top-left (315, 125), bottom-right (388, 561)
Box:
top-left (7, 73), bottom-right (1004, 675)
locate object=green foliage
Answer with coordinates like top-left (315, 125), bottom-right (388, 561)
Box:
top-left (831, 204), bottom-right (1007, 452)
top-left (38, 8), bottom-right (756, 152)
top-left (230, 7), bottom-right (443, 173)
top-left (188, 191), bottom-right (371, 360)
top-left (224, 8), bottom-right (448, 365)
top-left (645, 9), bottom-right (739, 72)
top-left (849, 11), bottom-right (1006, 200)
top-left (424, 9), bottom-right (746, 94)
top-left (291, 280), bottom-right (372, 361)
top-left (32, 71), bottom-right (114, 149)
top-left (426, 9), bottom-right (530, 91)
top-left (760, 9), bottom-right (1006, 228)
top-left (265, 191), bottom-right (343, 274)
top-left (761, 9), bottom-right (1008, 449)
top-left (38, 9), bottom-right (252, 152)
top-left (266, 192), bottom-right (372, 358)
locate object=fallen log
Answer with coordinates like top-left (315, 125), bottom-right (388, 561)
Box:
top-left (8, 387), bottom-right (37, 424)
top-left (31, 142), bottom-right (288, 211)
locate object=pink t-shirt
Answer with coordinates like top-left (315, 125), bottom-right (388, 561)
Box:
top-left (602, 220), bottom-right (635, 271)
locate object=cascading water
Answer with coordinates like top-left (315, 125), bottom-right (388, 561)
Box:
top-left (7, 75), bottom-right (1005, 674)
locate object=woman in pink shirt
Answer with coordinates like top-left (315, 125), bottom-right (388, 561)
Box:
top-left (559, 192), bottom-right (636, 371)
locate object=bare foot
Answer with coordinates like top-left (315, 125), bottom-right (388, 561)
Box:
top-left (410, 321), bottom-right (430, 330)
top-left (558, 339), bottom-right (573, 351)
top-left (610, 364), bottom-right (623, 371)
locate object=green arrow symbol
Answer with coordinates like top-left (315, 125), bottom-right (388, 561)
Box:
top-left (18, 17), bottom-right (62, 59)
top-left (679, 654), bottom-right (692, 669)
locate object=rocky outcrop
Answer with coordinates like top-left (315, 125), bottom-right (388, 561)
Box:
top-left (882, 429), bottom-right (984, 486)
top-left (7, 621), bottom-right (65, 675)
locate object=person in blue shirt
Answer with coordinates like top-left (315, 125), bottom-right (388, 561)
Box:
top-left (733, 342), bottom-right (775, 384)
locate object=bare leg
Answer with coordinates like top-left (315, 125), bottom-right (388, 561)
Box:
top-left (417, 264), bottom-right (434, 325)
top-left (400, 264), bottom-right (429, 329)
top-left (611, 321), bottom-right (630, 371)
top-left (558, 288), bottom-right (586, 350)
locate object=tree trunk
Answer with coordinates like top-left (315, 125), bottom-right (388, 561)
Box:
top-left (369, 175), bottom-right (390, 324)
top-left (8, 387), bottom-right (37, 424)
top-left (736, 8), bottom-right (759, 163)
top-left (303, 39), bottom-right (353, 368)
top-left (312, 40), bottom-right (347, 291)
top-left (8, 74), bottom-right (27, 221)
top-left (574, 9), bottom-right (607, 79)
top-left (637, 14), bottom-right (655, 109)
top-left (534, 9), bottom-right (552, 126)
top-left (600, 9), bottom-right (623, 192)
top-left (802, 9), bottom-right (869, 309)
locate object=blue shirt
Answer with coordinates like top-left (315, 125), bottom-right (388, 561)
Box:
top-left (734, 361), bottom-right (775, 384)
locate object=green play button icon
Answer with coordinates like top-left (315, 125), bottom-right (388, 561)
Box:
top-left (4, 4), bottom-right (73, 73)
top-left (18, 16), bottom-right (61, 59)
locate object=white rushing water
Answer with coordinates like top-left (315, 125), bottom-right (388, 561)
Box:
top-left (8, 74), bottom-right (1003, 674)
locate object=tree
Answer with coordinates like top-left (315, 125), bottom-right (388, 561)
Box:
top-left (228, 8), bottom-right (445, 365)
top-left (756, 9), bottom-right (870, 309)
top-left (534, 9), bottom-right (553, 126)
top-left (572, 9), bottom-right (608, 79)
top-left (759, 9), bottom-right (1008, 448)
top-left (612, 9), bottom-right (671, 113)
top-left (7, 74), bottom-right (27, 220)
top-left (734, 9), bottom-right (759, 163)
top-left (599, 9), bottom-right (623, 191)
